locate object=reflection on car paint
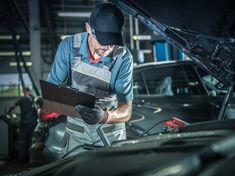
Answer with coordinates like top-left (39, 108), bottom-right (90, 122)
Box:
top-left (153, 107), bottom-right (162, 113)
top-left (130, 115), bottom-right (145, 123)
top-left (142, 105), bottom-right (162, 114)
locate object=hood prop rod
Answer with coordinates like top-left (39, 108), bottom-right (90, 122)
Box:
top-left (217, 85), bottom-right (233, 120)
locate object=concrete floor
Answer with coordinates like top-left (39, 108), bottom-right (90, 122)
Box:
top-left (0, 159), bottom-right (36, 175)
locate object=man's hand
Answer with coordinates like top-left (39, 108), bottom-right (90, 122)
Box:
top-left (75, 105), bottom-right (108, 125)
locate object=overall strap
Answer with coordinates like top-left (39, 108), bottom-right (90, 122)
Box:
top-left (109, 46), bottom-right (130, 91)
top-left (109, 46), bottom-right (127, 73)
top-left (103, 46), bottom-right (125, 70)
top-left (65, 33), bottom-right (83, 86)
top-left (73, 33), bottom-right (82, 56)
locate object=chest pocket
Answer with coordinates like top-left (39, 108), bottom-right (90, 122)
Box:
top-left (71, 56), bottom-right (112, 98)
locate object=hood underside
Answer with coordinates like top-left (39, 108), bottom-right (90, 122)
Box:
top-left (110, 0), bottom-right (235, 89)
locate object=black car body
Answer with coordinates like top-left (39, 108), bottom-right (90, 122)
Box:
top-left (128, 60), bottom-right (235, 137)
top-left (16, 0), bottom-right (235, 175)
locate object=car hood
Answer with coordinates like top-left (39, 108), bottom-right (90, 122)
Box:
top-left (110, 0), bottom-right (235, 90)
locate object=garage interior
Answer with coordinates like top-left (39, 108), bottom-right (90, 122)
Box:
top-left (0, 0), bottom-right (235, 175)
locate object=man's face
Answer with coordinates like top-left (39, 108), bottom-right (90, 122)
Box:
top-left (23, 90), bottom-right (30, 96)
top-left (92, 37), bottom-right (114, 57)
top-left (86, 23), bottom-right (115, 57)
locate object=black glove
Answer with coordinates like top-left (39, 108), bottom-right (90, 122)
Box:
top-left (75, 104), bottom-right (108, 125)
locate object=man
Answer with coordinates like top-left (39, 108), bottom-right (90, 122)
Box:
top-left (8, 87), bottom-right (38, 162)
top-left (47, 2), bottom-right (133, 156)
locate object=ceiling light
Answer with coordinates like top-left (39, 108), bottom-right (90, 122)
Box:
top-left (9, 61), bottom-right (32, 67)
top-left (0, 35), bottom-right (20, 40)
top-left (133, 35), bottom-right (151, 40)
top-left (0, 51), bottom-right (31, 56)
top-left (57, 12), bottom-right (90, 18)
top-left (141, 49), bottom-right (152, 54)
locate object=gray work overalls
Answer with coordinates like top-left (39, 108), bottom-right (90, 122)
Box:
top-left (62, 33), bottom-right (126, 157)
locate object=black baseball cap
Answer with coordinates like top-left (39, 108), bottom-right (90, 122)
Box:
top-left (89, 2), bottom-right (124, 46)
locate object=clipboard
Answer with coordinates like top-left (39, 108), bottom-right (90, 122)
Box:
top-left (40, 80), bottom-right (96, 117)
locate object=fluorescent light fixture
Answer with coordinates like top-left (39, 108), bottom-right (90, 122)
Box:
top-left (57, 12), bottom-right (90, 18)
top-left (9, 61), bottom-right (32, 67)
top-left (133, 35), bottom-right (151, 40)
top-left (141, 49), bottom-right (152, 54)
top-left (0, 35), bottom-right (20, 40)
top-left (0, 51), bottom-right (31, 56)
top-left (22, 51), bottom-right (31, 56)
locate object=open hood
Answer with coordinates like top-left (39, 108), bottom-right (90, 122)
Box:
top-left (110, 0), bottom-right (235, 90)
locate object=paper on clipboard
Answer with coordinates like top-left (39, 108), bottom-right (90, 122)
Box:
top-left (40, 80), bottom-right (96, 117)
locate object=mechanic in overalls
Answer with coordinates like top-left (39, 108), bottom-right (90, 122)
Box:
top-left (47, 2), bottom-right (133, 157)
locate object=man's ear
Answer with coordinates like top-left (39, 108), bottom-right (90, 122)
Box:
top-left (85, 22), bottom-right (91, 34)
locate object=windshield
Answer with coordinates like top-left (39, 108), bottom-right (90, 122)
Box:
top-left (133, 63), bottom-right (207, 96)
